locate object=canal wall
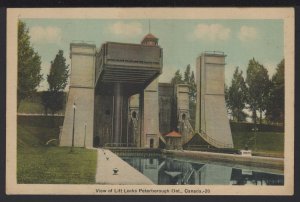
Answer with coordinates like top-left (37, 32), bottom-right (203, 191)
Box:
top-left (107, 148), bottom-right (162, 157)
top-left (95, 149), bottom-right (154, 184)
top-left (163, 150), bottom-right (284, 172)
top-left (107, 148), bottom-right (283, 174)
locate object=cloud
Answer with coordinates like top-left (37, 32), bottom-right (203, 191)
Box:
top-left (30, 26), bottom-right (62, 44)
top-left (191, 24), bottom-right (231, 41)
top-left (238, 26), bottom-right (258, 42)
top-left (108, 21), bottom-right (143, 37)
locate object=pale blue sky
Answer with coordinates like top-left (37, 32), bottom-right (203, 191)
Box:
top-left (22, 19), bottom-right (284, 91)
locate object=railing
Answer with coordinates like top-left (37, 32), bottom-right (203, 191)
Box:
top-left (104, 143), bottom-right (137, 148)
top-left (184, 144), bottom-right (238, 154)
top-left (184, 145), bottom-right (213, 150)
top-left (106, 58), bottom-right (160, 65)
top-left (204, 51), bottom-right (225, 55)
top-left (108, 148), bottom-right (162, 157)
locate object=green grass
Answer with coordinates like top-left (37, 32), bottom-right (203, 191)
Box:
top-left (17, 125), bottom-right (97, 184)
top-left (232, 131), bottom-right (284, 157)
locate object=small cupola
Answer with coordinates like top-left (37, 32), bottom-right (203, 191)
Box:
top-left (141, 33), bottom-right (159, 46)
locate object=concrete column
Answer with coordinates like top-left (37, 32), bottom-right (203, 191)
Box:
top-left (139, 91), bottom-right (144, 147)
top-left (113, 83), bottom-right (123, 143)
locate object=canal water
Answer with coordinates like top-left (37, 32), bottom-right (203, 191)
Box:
top-left (121, 156), bottom-right (284, 185)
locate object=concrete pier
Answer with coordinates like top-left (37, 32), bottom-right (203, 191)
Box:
top-left (95, 149), bottom-right (154, 184)
top-left (164, 150), bottom-right (283, 172)
top-left (113, 83), bottom-right (123, 143)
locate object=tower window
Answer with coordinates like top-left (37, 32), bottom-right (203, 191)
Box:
top-left (132, 111), bottom-right (137, 118)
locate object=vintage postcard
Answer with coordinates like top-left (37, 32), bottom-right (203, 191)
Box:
top-left (6, 8), bottom-right (294, 195)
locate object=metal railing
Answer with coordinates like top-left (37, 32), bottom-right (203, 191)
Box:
top-left (104, 143), bottom-right (137, 148)
top-left (204, 51), bottom-right (225, 55)
top-left (184, 144), bottom-right (213, 150)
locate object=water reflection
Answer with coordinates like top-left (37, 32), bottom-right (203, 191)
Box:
top-left (121, 157), bottom-right (284, 185)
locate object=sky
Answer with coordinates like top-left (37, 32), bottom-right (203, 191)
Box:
top-left (22, 19), bottom-right (284, 91)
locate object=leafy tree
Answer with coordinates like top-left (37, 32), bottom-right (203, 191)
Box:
top-left (47, 50), bottom-right (69, 92)
top-left (46, 50), bottom-right (69, 115)
top-left (266, 59), bottom-right (284, 123)
top-left (171, 65), bottom-right (197, 102)
top-left (184, 64), bottom-right (191, 83)
top-left (171, 70), bottom-right (183, 85)
top-left (170, 66), bottom-right (197, 123)
top-left (189, 71), bottom-right (197, 102)
top-left (225, 83), bottom-right (230, 111)
top-left (18, 20), bottom-right (43, 108)
top-left (226, 67), bottom-right (248, 122)
top-left (246, 58), bottom-right (271, 125)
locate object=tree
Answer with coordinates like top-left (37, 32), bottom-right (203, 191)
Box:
top-left (226, 67), bottom-right (248, 122)
top-left (266, 59), bottom-right (284, 123)
top-left (189, 71), bottom-right (197, 102)
top-left (171, 70), bottom-right (183, 85)
top-left (47, 50), bottom-right (69, 92)
top-left (46, 50), bottom-right (69, 115)
top-left (18, 20), bottom-right (43, 108)
top-left (246, 58), bottom-right (271, 125)
top-left (225, 83), bottom-right (230, 110)
top-left (184, 64), bottom-right (191, 83)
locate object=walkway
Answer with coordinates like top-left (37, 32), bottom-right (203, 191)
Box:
top-left (95, 149), bottom-right (154, 184)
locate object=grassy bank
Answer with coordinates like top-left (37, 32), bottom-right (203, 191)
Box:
top-left (17, 125), bottom-right (97, 184)
top-left (232, 131), bottom-right (284, 157)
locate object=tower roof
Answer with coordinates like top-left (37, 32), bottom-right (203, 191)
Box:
top-left (165, 130), bottom-right (182, 138)
top-left (142, 33), bottom-right (158, 40)
top-left (141, 33), bottom-right (159, 45)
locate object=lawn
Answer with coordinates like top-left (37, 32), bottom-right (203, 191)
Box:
top-left (232, 131), bottom-right (284, 157)
top-left (17, 125), bottom-right (97, 184)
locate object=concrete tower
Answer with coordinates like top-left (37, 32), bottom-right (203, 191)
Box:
top-left (60, 43), bottom-right (96, 147)
top-left (94, 34), bottom-right (163, 148)
top-left (195, 52), bottom-right (233, 148)
top-left (175, 84), bottom-right (190, 144)
top-left (141, 33), bottom-right (160, 148)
